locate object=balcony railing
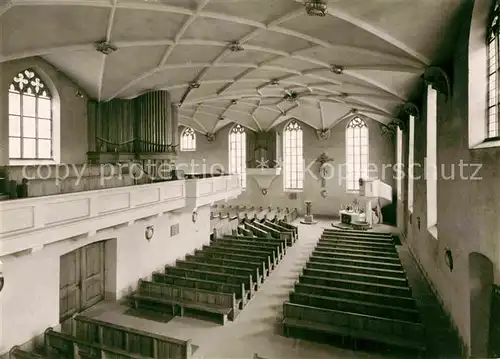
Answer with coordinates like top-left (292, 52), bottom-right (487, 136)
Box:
top-left (0, 174), bottom-right (241, 257)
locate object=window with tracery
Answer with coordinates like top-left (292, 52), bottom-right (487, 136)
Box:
top-left (9, 69), bottom-right (53, 159)
top-left (283, 120), bottom-right (303, 190)
top-left (346, 117), bottom-right (369, 191)
top-left (229, 124), bottom-right (246, 188)
top-left (488, 0), bottom-right (500, 139)
top-left (180, 127), bottom-right (196, 151)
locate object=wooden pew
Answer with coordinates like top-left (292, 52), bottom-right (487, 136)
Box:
top-left (294, 282), bottom-right (416, 310)
top-left (252, 221), bottom-right (281, 239)
top-left (255, 206), bottom-right (269, 221)
top-left (44, 328), bottom-right (151, 359)
top-left (165, 265), bottom-right (255, 296)
top-left (175, 259), bottom-right (260, 289)
top-left (316, 242), bottom-right (399, 257)
top-left (211, 239), bottom-right (280, 265)
top-left (289, 291), bottom-right (420, 322)
top-left (152, 272), bottom-right (248, 308)
top-left (73, 315), bottom-right (194, 358)
top-left (264, 220), bottom-right (295, 246)
top-left (320, 236), bottom-right (395, 249)
top-left (193, 248), bottom-right (268, 278)
top-left (238, 225), bottom-right (254, 237)
top-left (277, 220), bottom-right (298, 239)
top-left (132, 279), bottom-right (237, 324)
top-left (302, 267), bottom-right (409, 287)
top-left (299, 275), bottom-right (412, 298)
top-left (312, 249), bottom-right (401, 264)
top-left (322, 231), bottom-right (393, 241)
top-left (323, 229), bottom-right (393, 238)
top-left (8, 347), bottom-right (46, 359)
top-left (185, 253), bottom-right (263, 283)
top-left (199, 245), bottom-right (273, 274)
top-left (206, 243), bottom-right (277, 269)
top-left (309, 254), bottom-right (403, 271)
top-left (306, 261), bottom-right (406, 279)
top-left (221, 235), bottom-right (286, 258)
top-left (244, 222), bottom-right (273, 238)
top-left (282, 302), bottom-right (426, 354)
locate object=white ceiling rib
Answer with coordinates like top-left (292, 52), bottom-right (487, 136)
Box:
top-left (0, 0), bottom-right (462, 132)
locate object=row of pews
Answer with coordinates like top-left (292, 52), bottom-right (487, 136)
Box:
top-left (282, 228), bottom-right (427, 356)
top-left (210, 204), bottom-right (299, 238)
top-left (130, 207), bottom-right (299, 325)
top-left (9, 314), bottom-right (195, 359)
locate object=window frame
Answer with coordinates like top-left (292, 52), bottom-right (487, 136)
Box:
top-left (426, 85), bottom-right (438, 239)
top-left (8, 68), bottom-right (53, 161)
top-left (487, 0), bottom-right (500, 140)
top-left (283, 120), bottom-right (304, 191)
top-left (346, 117), bottom-right (369, 192)
top-left (180, 126), bottom-right (196, 152)
top-left (228, 124), bottom-right (246, 189)
top-left (408, 115), bottom-right (415, 213)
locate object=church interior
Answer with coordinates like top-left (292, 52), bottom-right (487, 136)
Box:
top-left (0, 0), bottom-right (499, 358)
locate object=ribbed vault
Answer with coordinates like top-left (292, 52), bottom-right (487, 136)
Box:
top-left (0, 0), bottom-right (463, 134)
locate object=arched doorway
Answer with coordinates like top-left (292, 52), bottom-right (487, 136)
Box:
top-left (469, 252), bottom-right (494, 357)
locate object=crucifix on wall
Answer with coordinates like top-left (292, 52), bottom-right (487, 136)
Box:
top-left (315, 152), bottom-right (334, 189)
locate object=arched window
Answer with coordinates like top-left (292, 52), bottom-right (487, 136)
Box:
top-left (9, 69), bottom-right (53, 160)
top-left (283, 120), bottom-right (303, 190)
top-left (488, 0), bottom-right (500, 139)
top-left (346, 117), bottom-right (369, 191)
top-left (180, 127), bottom-right (196, 151)
top-left (229, 124), bottom-right (246, 188)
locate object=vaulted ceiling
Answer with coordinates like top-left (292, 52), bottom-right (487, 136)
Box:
top-left (0, 0), bottom-right (464, 134)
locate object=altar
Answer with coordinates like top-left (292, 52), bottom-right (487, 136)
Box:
top-left (339, 210), bottom-right (363, 224)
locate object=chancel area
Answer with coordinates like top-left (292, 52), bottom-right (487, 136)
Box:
top-left (0, 0), bottom-right (499, 358)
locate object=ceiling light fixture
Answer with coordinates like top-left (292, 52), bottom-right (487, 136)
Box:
top-left (283, 91), bottom-right (299, 102)
top-left (231, 99), bottom-right (238, 105)
top-left (76, 89), bottom-right (84, 98)
top-left (330, 65), bottom-right (344, 75)
top-left (95, 40), bottom-right (117, 55)
top-left (271, 79), bottom-right (280, 85)
top-left (189, 82), bottom-right (201, 89)
top-left (228, 42), bottom-right (244, 52)
top-left (218, 115), bottom-right (225, 121)
top-left (305, 0), bottom-right (327, 17)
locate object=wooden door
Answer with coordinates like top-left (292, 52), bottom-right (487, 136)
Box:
top-left (60, 242), bottom-right (105, 322)
top-left (60, 249), bottom-right (81, 321)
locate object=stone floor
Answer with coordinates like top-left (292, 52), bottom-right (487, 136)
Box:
top-left (83, 219), bottom-right (461, 359)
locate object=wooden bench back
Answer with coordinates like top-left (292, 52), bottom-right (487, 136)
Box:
top-left (138, 280), bottom-right (236, 310)
top-left (309, 254), bottom-right (403, 271)
top-left (73, 314), bottom-right (192, 359)
top-left (283, 302), bottom-right (425, 347)
top-left (45, 328), bottom-right (151, 359)
top-left (289, 291), bottom-right (420, 322)
top-left (299, 275), bottom-right (412, 298)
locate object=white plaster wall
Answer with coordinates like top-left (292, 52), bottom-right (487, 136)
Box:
top-left (178, 119), bottom-right (395, 218)
top-left (0, 57), bottom-right (88, 165)
top-left (0, 206), bottom-right (210, 354)
top-left (405, 0), bottom-right (500, 353)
